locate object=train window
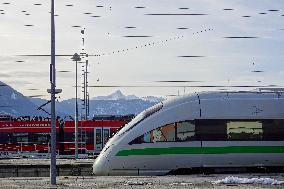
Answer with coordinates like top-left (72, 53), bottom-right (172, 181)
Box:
top-left (129, 120), bottom-right (197, 145)
top-left (143, 132), bottom-right (151, 142)
top-left (96, 129), bottom-right (102, 144)
top-left (39, 133), bottom-right (50, 143)
top-left (79, 133), bottom-right (87, 143)
top-left (152, 129), bottom-right (164, 142)
top-left (263, 120), bottom-right (284, 140)
top-left (129, 135), bottom-right (143, 144)
top-left (6, 133), bottom-right (16, 144)
top-left (128, 132), bottom-right (151, 144)
top-left (197, 120), bottom-right (227, 141)
top-left (12, 133), bottom-right (28, 143)
top-left (176, 121), bottom-right (195, 141)
top-left (152, 123), bottom-right (176, 142)
top-left (103, 129), bottom-right (110, 144)
top-left (110, 129), bottom-right (117, 137)
top-left (64, 133), bottom-right (73, 142)
top-left (29, 133), bottom-right (50, 143)
top-left (227, 121), bottom-right (263, 140)
top-left (0, 133), bottom-right (9, 144)
top-left (129, 122), bottom-right (178, 144)
top-left (86, 132), bottom-right (93, 145)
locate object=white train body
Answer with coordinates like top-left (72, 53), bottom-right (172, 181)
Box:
top-left (93, 92), bottom-right (284, 176)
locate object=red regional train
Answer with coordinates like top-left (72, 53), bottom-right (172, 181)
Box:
top-left (0, 115), bottom-right (133, 158)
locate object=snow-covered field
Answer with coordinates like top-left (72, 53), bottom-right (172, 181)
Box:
top-left (213, 176), bottom-right (284, 185)
top-left (0, 174), bottom-right (283, 189)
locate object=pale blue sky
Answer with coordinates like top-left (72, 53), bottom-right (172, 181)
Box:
top-left (0, 0), bottom-right (283, 99)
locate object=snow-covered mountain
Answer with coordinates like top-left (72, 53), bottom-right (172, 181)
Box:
top-left (92, 90), bottom-right (163, 102)
top-left (31, 90), bottom-right (165, 118)
top-left (92, 90), bottom-right (140, 100)
top-left (0, 81), bottom-right (46, 117)
top-left (0, 82), bottom-right (164, 118)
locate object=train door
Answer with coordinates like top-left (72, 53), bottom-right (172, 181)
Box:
top-left (197, 119), bottom-right (227, 167)
top-left (94, 127), bottom-right (110, 154)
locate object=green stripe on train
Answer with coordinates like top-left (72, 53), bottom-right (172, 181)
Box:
top-left (116, 146), bottom-right (284, 156)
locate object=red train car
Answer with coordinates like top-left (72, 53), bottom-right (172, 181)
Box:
top-left (0, 117), bottom-right (130, 157)
top-left (63, 120), bottom-right (127, 154)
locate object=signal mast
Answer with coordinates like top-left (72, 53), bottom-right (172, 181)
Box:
top-left (80, 28), bottom-right (90, 120)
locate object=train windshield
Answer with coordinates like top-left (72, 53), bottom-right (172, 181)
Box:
top-left (117, 102), bottom-right (163, 136)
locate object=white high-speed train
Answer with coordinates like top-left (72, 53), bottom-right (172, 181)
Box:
top-left (93, 91), bottom-right (284, 176)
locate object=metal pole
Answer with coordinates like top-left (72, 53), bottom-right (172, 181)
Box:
top-left (87, 92), bottom-right (90, 116)
top-left (83, 66), bottom-right (86, 118)
top-left (85, 60), bottom-right (88, 120)
top-left (75, 60), bottom-right (78, 159)
top-left (50, 0), bottom-right (56, 185)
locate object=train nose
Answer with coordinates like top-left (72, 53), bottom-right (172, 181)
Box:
top-left (93, 154), bottom-right (110, 176)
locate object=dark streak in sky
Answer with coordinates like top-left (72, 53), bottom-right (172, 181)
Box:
top-left (24, 25), bottom-right (34, 27)
top-left (177, 27), bottom-right (188, 30)
top-left (179, 8), bottom-right (189, 10)
top-left (72, 25), bottom-right (81, 28)
top-left (259, 12), bottom-right (267, 14)
top-left (96, 5), bottom-right (104, 8)
top-left (224, 37), bottom-right (258, 39)
top-left (28, 89), bottom-right (39, 91)
top-left (58, 71), bottom-right (71, 73)
top-left (223, 8), bottom-right (234, 10)
top-left (146, 13), bottom-right (207, 16)
top-left (84, 12), bottom-right (92, 15)
top-left (34, 4), bottom-right (42, 6)
top-left (242, 16), bottom-right (251, 17)
top-left (252, 70), bottom-right (264, 73)
top-left (66, 4), bottom-right (73, 7)
top-left (125, 26), bottom-right (136, 29)
top-left (268, 9), bottom-right (279, 12)
top-left (156, 80), bottom-right (204, 83)
top-left (18, 54), bottom-right (74, 57)
top-left (91, 15), bottom-right (101, 17)
top-left (3, 3), bottom-right (10, 5)
top-left (16, 60), bottom-right (24, 63)
top-left (135, 6), bottom-right (146, 9)
top-left (178, 55), bottom-right (205, 58)
top-left (123, 36), bottom-right (152, 37)
top-left (28, 95), bottom-right (45, 98)
top-left (88, 85), bottom-right (273, 88)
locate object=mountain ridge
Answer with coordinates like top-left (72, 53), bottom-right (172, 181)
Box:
top-left (36, 90), bottom-right (164, 117)
top-left (0, 82), bottom-right (164, 118)
top-left (0, 81), bottom-right (46, 117)
top-left (91, 90), bottom-right (163, 102)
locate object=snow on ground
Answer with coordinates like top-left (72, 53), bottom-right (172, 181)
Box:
top-left (0, 174), bottom-right (283, 189)
top-left (213, 176), bottom-right (284, 185)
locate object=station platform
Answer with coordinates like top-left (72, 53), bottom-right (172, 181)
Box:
top-left (0, 159), bottom-right (94, 177)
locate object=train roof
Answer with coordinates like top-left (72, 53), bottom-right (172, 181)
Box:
top-left (157, 90), bottom-right (284, 120)
top-left (198, 91), bottom-right (283, 99)
top-left (163, 91), bottom-right (284, 109)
